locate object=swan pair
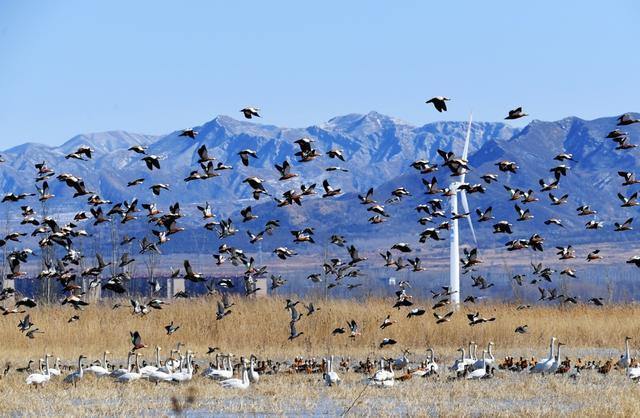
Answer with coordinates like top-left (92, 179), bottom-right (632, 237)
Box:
top-left (220, 357), bottom-right (250, 389)
top-left (203, 354), bottom-right (234, 380)
top-left (172, 352), bottom-right (194, 382)
top-left (466, 350), bottom-right (496, 379)
top-left (471, 342), bottom-right (495, 371)
top-left (323, 356), bottom-right (341, 386)
top-left (450, 342), bottom-right (477, 372)
top-left (530, 337), bottom-right (565, 374)
top-left (26, 355), bottom-right (53, 387)
top-left (370, 359), bottom-right (395, 387)
top-left (85, 351), bottom-right (111, 377)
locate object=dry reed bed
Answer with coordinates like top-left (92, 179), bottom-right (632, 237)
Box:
top-left (0, 297), bottom-right (638, 364)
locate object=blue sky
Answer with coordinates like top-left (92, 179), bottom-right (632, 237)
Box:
top-left (0, 1), bottom-right (638, 148)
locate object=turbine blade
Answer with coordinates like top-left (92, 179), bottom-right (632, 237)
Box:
top-left (460, 114), bottom-right (473, 184)
top-left (460, 190), bottom-right (477, 244)
top-left (462, 113), bottom-right (473, 161)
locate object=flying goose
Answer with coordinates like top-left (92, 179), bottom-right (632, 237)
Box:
top-left (617, 113), bottom-right (640, 126)
top-left (179, 128), bottom-right (198, 138)
top-left (504, 107), bottom-right (528, 120)
top-left (618, 192), bottom-right (639, 207)
top-left (554, 153), bottom-right (575, 161)
top-left (240, 206), bottom-right (258, 222)
top-left (614, 218), bottom-right (633, 232)
top-left (514, 204), bottom-right (534, 221)
top-left (549, 165), bottom-right (569, 179)
top-left (521, 189), bottom-right (538, 203)
top-left (467, 312), bottom-right (496, 326)
top-left (322, 179), bottom-right (341, 197)
top-left (577, 205), bottom-right (597, 216)
top-left (288, 321), bottom-right (303, 340)
top-left (36, 181), bottom-right (54, 201)
top-left (128, 145), bottom-right (147, 154)
top-left (504, 186), bottom-right (523, 200)
top-left (391, 243), bottom-right (412, 253)
top-left (348, 320), bottom-right (360, 338)
top-left (407, 308), bottom-right (426, 318)
top-left (480, 173), bottom-right (498, 184)
top-left (493, 221), bottom-right (513, 234)
top-left (627, 256), bottom-right (640, 268)
top-left (275, 160), bottom-right (297, 180)
top-left (425, 96), bottom-right (450, 112)
top-left (434, 311), bottom-right (454, 324)
top-left (358, 188), bottom-right (376, 204)
top-left (539, 178), bottom-right (559, 192)
top-left (586, 249), bottom-right (603, 261)
top-left (150, 183), bottom-right (170, 196)
top-left (331, 235), bottom-right (347, 247)
top-left (379, 338), bottom-right (397, 348)
top-left (273, 247), bottom-right (297, 260)
top-left (130, 331), bottom-right (147, 351)
top-left (411, 160), bottom-right (438, 174)
top-left (619, 171), bottom-right (640, 186)
top-left (65, 146), bottom-right (93, 160)
top-left (380, 315), bottom-right (395, 329)
top-left (326, 149), bottom-right (345, 161)
top-left (544, 218), bottom-right (564, 227)
top-left (240, 107), bottom-right (260, 119)
top-left (556, 245), bottom-right (575, 260)
top-left (238, 149), bottom-right (258, 166)
top-left (549, 193), bottom-right (568, 205)
top-left (183, 260), bottom-right (205, 282)
top-left (515, 325), bottom-right (528, 334)
top-left (165, 321), bottom-right (180, 335)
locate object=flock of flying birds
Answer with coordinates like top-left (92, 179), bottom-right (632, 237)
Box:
top-left (0, 102), bottom-right (640, 357)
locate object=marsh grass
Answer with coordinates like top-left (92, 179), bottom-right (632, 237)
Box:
top-left (1, 297), bottom-right (638, 364)
top-left (2, 297), bottom-right (640, 416)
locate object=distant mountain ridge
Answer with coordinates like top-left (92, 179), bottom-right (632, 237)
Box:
top-left (0, 111), bottom-right (517, 215)
top-left (1, 111), bottom-right (639, 259)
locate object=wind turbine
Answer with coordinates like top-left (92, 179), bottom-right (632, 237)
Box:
top-left (449, 114), bottom-right (477, 307)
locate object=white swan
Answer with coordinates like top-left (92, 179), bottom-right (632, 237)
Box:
top-left (47, 357), bottom-right (61, 377)
top-left (530, 337), bottom-right (557, 374)
top-left (393, 350), bottom-right (410, 370)
top-left (370, 359), bottom-right (394, 387)
top-left (64, 355), bottom-right (87, 386)
top-left (324, 356), bottom-right (341, 386)
top-left (472, 342), bottom-right (495, 370)
top-left (549, 342), bottom-right (565, 373)
top-left (205, 354), bottom-right (233, 380)
top-left (86, 351), bottom-right (111, 377)
top-left (140, 346), bottom-right (162, 376)
top-left (110, 352), bottom-right (134, 378)
top-left (220, 358), bottom-right (250, 389)
top-left (26, 356), bottom-right (51, 387)
top-left (627, 365), bottom-right (640, 380)
top-left (450, 347), bottom-right (474, 372)
top-left (201, 353), bottom-right (221, 377)
top-left (117, 353), bottom-right (142, 383)
top-left (618, 337), bottom-right (632, 369)
top-left (249, 355), bottom-right (260, 383)
top-left (467, 350), bottom-right (488, 379)
top-left (147, 367), bottom-right (173, 383)
top-left (157, 349), bottom-right (179, 374)
top-left (426, 348), bottom-right (438, 375)
top-left (171, 352), bottom-right (194, 383)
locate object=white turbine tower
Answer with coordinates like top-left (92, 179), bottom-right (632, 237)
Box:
top-left (449, 114), bottom-right (477, 307)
